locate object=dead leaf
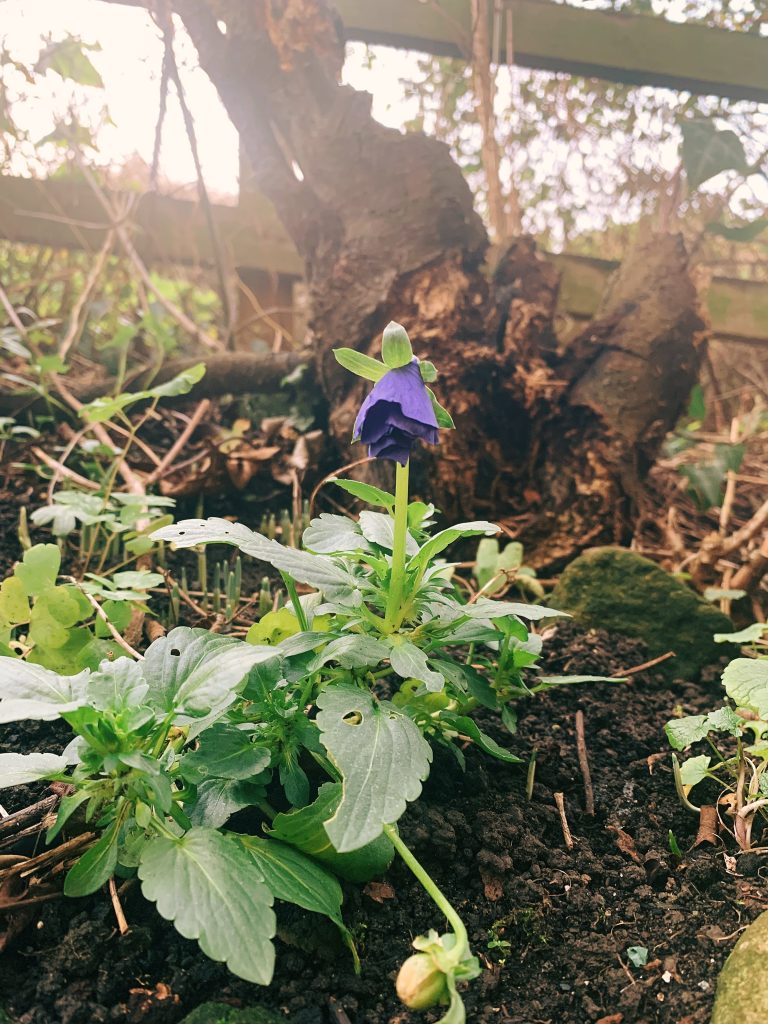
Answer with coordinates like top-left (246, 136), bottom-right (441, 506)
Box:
top-left (363, 881), bottom-right (395, 903)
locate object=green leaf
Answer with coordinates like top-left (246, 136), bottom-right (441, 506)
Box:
top-left (331, 478), bottom-right (395, 508)
top-left (86, 657), bottom-right (148, 712)
top-left (627, 946), bottom-right (648, 968)
top-left (138, 828), bottom-right (276, 985)
top-left (0, 659), bottom-right (89, 722)
top-left (666, 706), bottom-right (744, 750)
top-left (715, 623), bottom-right (766, 644)
top-left (0, 576), bottom-right (29, 624)
top-left (302, 514), bottom-right (371, 554)
top-left (359, 511), bottom-right (419, 555)
top-left (332, 348), bottom-right (387, 382)
top-left (148, 363), bottom-right (206, 399)
top-left (64, 821), bottom-right (119, 896)
top-left (681, 119), bottom-right (748, 192)
top-left (461, 597), bottom-right (561, 622)
top-left (723, 658), bottom-right (768, 718)
top-left (14, 544), bottom-right (60, 595)
top-left (419, 360), bottom-right (438, 383)
top-left (409, 522), bottom-right (498, 569)
top-left (188, 779), bottom-right (267, 829)
top-left (237, 835), bottom-right (346, 929)
top-left (316, 685), bottom-right (432, 852)
top-left (388, 640), bottom-right (445, 692)
top-left (0, 751), bottom-right (68, 789)
top-left (308, 634), bottom-right (390, 671)
top-left (141, 627), bottom-right (276, 719)
top-left (35, 37), bottom-right (104, 87)
top-left (678, 753), bottom-right (711, 789)
top-left (426, 387), bottom-right (454, 429)
top-left (80, 364), bottom-right (206, 423)
top-left (47, 788), bottom-right (92, 842)
top-left (268, 783), bottom-right (395, 882)
top-left (443, 714), bottom-right (523, 763)
top-left (179, 725), bottom-right (271, 783)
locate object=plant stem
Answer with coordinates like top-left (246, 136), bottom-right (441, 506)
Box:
top-left (383, 823), bottom-right (469, 958)
top-left (282, 572), bottom-right (309, 631)
top-left (384, 460), bottom-right (410, 629)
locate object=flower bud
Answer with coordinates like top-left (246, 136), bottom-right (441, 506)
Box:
top-left (381, 321), bottom-right (413, 369)
top-left (395, 953), bottom-right (448, 1010)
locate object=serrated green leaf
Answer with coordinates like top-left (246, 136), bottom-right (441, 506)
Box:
top-left (388, 640), bottom-right (445, 692)
top-left (188, 778), bottom-right (267, 829)
top-left (138, 827), bottom-right (276, 985)
top-left (316, 685), bottom-right (432, 852)
top-left (302, 514), bottom-right (371, 554)
top-left (179, 725), bottom-right (271, 782)
top-left (35, 37), bottom-right (104, 87)
top-left (409, 522), bottom-right (498, 570)
top-left (268, 783), bottom-right (395, 882)
top-left (715, 623), bottom-right (766, 644)
top-left (359, 511), bottom-right (419, 555)
top-left (308, 634), bottom-right (390, 671)
top-left (64, 821), bottom-right (119, 896)
top-left (678, 753), bottom-right (711, 789)
top-left (461, 597), bottom-right (560, 622)
top-left (87, 657), bottom-right (148, 711)
top-left (0, 751), bottom-right (68, 789)
top-left (237, 834), bottom-right (345, 929)
top-left (0, 659), bottom-right (89, 722)
top-left (332, 348), bottom-right (387, 382)
top-left (723, 658), bottom-right (768, 718)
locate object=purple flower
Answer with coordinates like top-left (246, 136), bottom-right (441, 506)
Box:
top-left (353, 361), bottom-right (439, 465)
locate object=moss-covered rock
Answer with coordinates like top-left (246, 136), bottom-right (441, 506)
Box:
top-left (179, 1003), bottom-right (285, 1024)
top-left (549, 546), bottom-right (732, 679)
top-left (712, 910), bottom-right (768, 1024)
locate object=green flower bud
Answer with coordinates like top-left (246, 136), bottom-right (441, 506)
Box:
top-left (381, 321), bottom-right (414, 369)
top-left (395, 953), bottom-right (448, 1010)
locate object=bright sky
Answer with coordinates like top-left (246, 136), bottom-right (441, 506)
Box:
top-left (1, 0), bottom-right (418, 196)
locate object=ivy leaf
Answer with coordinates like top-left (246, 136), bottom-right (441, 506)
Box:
top-left (332, 348), bottom-right (387, 382)
top-left (141, 627), bottom-right (276, 718)
top-left (316, 685), bottom-right (432, 852)
top-left (179, 725), bottom-right (272, 783)
top-left (0, 751), bottom-right (68, 789)
top-left (302, 514), bottom-right (371, 554)
top-left (723, 659), bottom-right (768, 718)
top-left (138, 828), bottom-right (276, 985)
top-left (331, 479), bottom-right (394, 508)
top-left (680, 119), bottom-right (748, 192)
top-left (388, 640), bottom-right (445, 692)
top-left (409, 523), bottom-right (498, 570)
top-left (64, 820), bottom-right (120, 896)
top-left (237, 835), bottom-right (346, 930)
top-left (0, 659), bottom-right (89, 722)
top-left (268, 782), bottom-right (395, 882)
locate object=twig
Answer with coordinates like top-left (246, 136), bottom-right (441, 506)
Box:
top-left (309, 455), bottom-right (376, 516)
top-left (31, 447), bottom-right (100, 491)
top-left (718, 415), bottom-right (740, 535)
top-left (62, 576), bottom-right (143, 659)
top-left (109, 877), bottom-right (129, 935)
top-left (526, 746), bottom-right (537, 801)
top-left (553, 791), bottom-right (574, 850)
top-left (574, 711), bottom-right (595, 816)
top-left (59, 229), bottom-right (115, 361)
top-left (0, 280), bottom-right (29, 336)
top-left (619, 650), bottom-right (676, 677)
top-left (145, 398), bottom-right (210, 485)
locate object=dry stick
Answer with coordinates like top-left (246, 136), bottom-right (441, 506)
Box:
top-left (145, 398), bottom-right (210, 486)
top-left (59, 229), bottom-right (116, 361)
top-left (553, 792), bottom-right (574, 850)
top-left (108, 877), bottom-right (129, 935)
top-left (0, 280), bottom-right (29, 336)
top-left (31, 447), bottom-right (100, 491)
top-left (693, 805), bottom-right (718, 847)
top-left (1, 832), bottom-right (95, 883)
top-left (718, 415), bottom-right (741, 535)
top-left (74, 157), bottom-right (221, 351)
top-left (574, 710), bottom-right (595, 816)
top-left (62, 576), bottom-right (142, 659)
top-left (309, 455), bottom-right (375, 517)
top-left (620, 650), bottom-right (676, 677)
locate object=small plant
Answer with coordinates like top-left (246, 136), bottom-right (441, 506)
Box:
top-left (2, 323), bottom-right (602, 1020)
top-left (666, 623), bottom-right (768, 849)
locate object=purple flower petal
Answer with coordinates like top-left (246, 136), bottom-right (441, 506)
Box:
top-left (353, 361), bottom-right (440, 464)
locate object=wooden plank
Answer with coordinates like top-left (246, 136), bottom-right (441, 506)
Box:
top-left (1, 174), bottom-right (767, 345)
top-left (336, 0), bottom-right (768, 103)
top-left (0, 173), bottom-right (303, 276)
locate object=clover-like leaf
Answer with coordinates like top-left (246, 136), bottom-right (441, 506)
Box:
top-left (138, 827), bottom-right (276, 985)
top-left (317, 685), bottom-right (432, 852)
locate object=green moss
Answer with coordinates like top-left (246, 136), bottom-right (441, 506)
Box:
top-left (179, 1004), bottom-right (285, 1024)
top-left (712, 910), bottom-right (768, 1024)
top-left (549, 547), bottom-right (732, 679)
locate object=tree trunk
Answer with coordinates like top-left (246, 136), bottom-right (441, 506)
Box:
top-left (170, 0), bottom-right (707, 569)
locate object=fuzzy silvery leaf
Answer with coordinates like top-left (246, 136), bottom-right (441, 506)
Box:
top-left (139, 827), bottom-right (276, 985)
top-left (302, 514), bottom-right (372, 554)
top-left (408, 522), bottom-right (499, 569)
top-left (358, 511), bottom-right (419, 555)
top-left (0, 751), bottom-right (68, 789)
top-left (387, 640), bottom-right (445, 692)
top-left (237, 835), bottom-right (346, 931)
top-left (714, 623), bottom-right (766, 644)
top-left (723, 658), bottom-right (768, 718)
top-left (188, 779), bottom-right (268, 829)
top-left (179, 724), bottom-right (271, 782)
top-left (308, 634), bottom-right (390, 672)
top-left (461, 598), bottom-right (561, 622)
top-left (317, 685), bottom-right (432, 852)
top-left (0, 659), bottom-right (89, 722)
top-left (87, 657), bottom-right (148, 711)
top-left (141, 626), bottom-right (276, 718)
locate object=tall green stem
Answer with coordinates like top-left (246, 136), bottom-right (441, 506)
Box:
top-left (384, 460), bottom-right (410, 629)
top-left (383, 824), bottom-right (469, 959)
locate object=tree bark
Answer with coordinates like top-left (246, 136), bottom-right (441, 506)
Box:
top-left (136, 1), bottom-right (708, 567)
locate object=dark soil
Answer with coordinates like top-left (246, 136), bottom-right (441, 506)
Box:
top-left (2, 623), bottom-right (766, 1024)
